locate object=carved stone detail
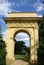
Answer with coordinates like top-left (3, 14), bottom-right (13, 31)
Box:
top-left (6, 22), bottom-right (38, 28)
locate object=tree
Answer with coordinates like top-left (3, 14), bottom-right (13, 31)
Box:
top-left (25, 47), bottom-right (30, 55)
top-left (39, 15), bottom-right (44, 41)
top-left (15, 40), bottom-right (25, 54)
top-left (37, 15), bottom-right (44, 65)
top-left (15, 40), bottom-right (30, 55)
top-left (0, 26), bottom-right (7, 65)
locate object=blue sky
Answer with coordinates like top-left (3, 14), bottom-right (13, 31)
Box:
top-left (15, 32), bottom-right (30, 47)
top-left (0, 0), bottom-right (44, 46)
top-left (0, 0), bottom-right (44, 33)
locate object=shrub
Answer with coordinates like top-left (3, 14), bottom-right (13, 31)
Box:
top-left (0, 39), bottom-right (7, 65)
top-left (37, 42), bottom-right (44, 65)
top-left (37, 15), bottom-right (44, 65)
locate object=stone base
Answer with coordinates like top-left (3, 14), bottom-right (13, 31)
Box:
top-left (30, 60), bottom-right (38, 65)
top-left (6, 58), bottom-right (15, 65)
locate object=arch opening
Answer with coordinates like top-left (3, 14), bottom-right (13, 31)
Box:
top-left (13, 30), bottom-right (31, 62)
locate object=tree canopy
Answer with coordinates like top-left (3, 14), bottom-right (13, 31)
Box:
top-left (0, 26), bottom-right (7, 65)
top-left (15, 40), bottom-right (30, 55)
top-left (37, 15), bottom-right (44, 65)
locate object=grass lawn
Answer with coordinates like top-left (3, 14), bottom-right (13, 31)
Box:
top-left (15, 54), bottom-right (29, 61)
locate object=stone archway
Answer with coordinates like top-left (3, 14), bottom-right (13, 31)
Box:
top-left (14, 29), bottom-right (31, 61)
top-left (3, 12), bottom-right (42, 65)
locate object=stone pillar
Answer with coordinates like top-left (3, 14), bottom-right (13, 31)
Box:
top-left (30, 27), bottom-right (39, 64)
top-left (34, 27), bottom-right (39, 62)
top-left (30, 28), bottom-right (35, 64)
top-left (6, 28), bottom-right (15, 65)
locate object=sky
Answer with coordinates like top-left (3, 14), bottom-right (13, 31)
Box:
top-left (0, 0), bottom-right (44, 33)
top-left (15, 32), bottom-right (30, 47)
top-left (0, 0), bottom-right (44, 46)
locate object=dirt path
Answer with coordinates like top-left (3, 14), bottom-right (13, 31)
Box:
top-left (11, 60), bottom-right (29, 65)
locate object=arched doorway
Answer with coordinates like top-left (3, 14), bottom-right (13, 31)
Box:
top-left (14, 31), bottom-right (31, 63)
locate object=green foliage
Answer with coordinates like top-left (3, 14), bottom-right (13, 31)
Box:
top-left (37, 43), bottom-right (44, 65)
top-left (0, 26), bottom-right (7, 65)
top-left (15, 40), bottom-right (25, 54)
top-left (37, 15), bottom-right (44, 65)
top-left (15, 40), bottom-right (30, 55)
top-left (15, 54), bottom-right (29, 61)
top-left (0, 40), bottom-right (7, 65)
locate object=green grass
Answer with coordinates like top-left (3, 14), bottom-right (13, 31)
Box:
top-left (15, 54), bottom-right (29, 61)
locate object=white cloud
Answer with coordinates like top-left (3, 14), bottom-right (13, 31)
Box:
top-left (36, 3), bottom-right (44, 12)
top-left (12, 10), bottom-right (21, 12)
top-left (19, 0), bottom-right (28, 6)
top-left (1, 31), bottom-right (6, 41)
top-left (15, 32), bottom-right (30, 41)
top-left (0, 0), bottom-right (12, 16)
top-left (34, 2), bottom-right (44, 12)
top-left (15, 32), bottom-right (30, 47)
top-left (16, 32), bottom-right (29, 38)
top-left (37, 15), bottom-right (43, 17)
top-left (0, 0), bottom-right (20, 16)
top-left (16, 37), bottom-right (29, 41)
top-left (2, 34), bottom-right (6, 41)
top-left (1, 31), bottom-right (6, 34)
top-left (14, 0), bottom-right (29, 7)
